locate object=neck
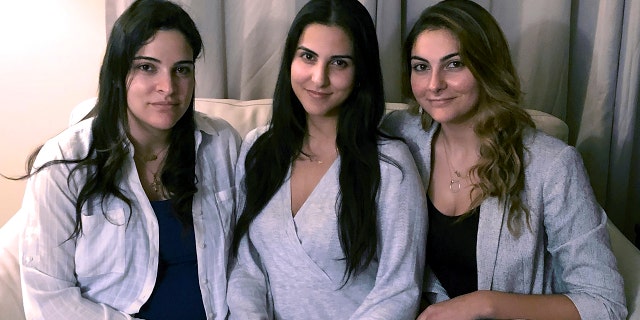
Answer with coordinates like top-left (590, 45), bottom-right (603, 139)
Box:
top-left (301, 115), bottom-right (338, 163)
top-left (129, 136), bottom-right (170, 163)
top-left (439, 122), bottom-right (477, 150)
top-left (438, 125), bottom-right (479, 178)
top-left (306, 114), bottom-right (338, 140)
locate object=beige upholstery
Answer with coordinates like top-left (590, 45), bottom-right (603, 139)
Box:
top-left (0, 98), bottom-right (635, 319)
top-left (0, 210), bottom-right (25, 320)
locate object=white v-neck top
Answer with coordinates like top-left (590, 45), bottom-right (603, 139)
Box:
top-left (228, 127), bottom-right (428, 320)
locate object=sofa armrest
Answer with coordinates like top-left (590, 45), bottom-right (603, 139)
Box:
top-left (0, 210), bottom-right (26, 320)
top-left (608, 220), bottom-right (640, 319)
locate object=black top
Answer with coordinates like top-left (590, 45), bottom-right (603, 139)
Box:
top-left (136, 200), bottom-right (206, 320)
top-left (426, 196), bottom-right (479, 298)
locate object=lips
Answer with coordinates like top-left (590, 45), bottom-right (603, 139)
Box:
top-left (150, 101), bottom-right (179, 107)
top-left (427, 97), bottom-right (454, 107)
top-left (306, 89), bottom-right (331, 98)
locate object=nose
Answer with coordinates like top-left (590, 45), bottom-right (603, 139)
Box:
top-left (156, 71), bottom-right (175, 94)
top-left (311, 64), bottom-right (329, 87)
top-left (428, 69), bottom-right (445, 93)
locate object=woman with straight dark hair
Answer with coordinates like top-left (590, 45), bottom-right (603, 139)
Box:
top-left (382, 0), bottom-right (626, 319)
top-left (227, 0), bottom-right (427, 318)
top-left (17, 0), bottom-right (240, 319)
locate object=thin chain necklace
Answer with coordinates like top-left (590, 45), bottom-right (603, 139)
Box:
top-left (441, 135), bottom-right (469, 193)
top-left (135, 144), bottom-right (170, 162)
top-left (134, 144), bottom-right (169, 195)
top-left (303, 147), bottom-right (339, 164)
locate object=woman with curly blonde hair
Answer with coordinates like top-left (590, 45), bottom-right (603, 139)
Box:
top-left (382, 0), bottom-right (626, 319)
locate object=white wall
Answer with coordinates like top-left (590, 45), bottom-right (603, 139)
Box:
top-left (0, 1), bottom-right (106, 227)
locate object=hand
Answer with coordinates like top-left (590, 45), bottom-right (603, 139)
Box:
top-left (417, 291), bottom-right (493, 320)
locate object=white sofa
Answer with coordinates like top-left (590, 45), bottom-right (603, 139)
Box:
top-left (1, 98), bottom-right (637, 319)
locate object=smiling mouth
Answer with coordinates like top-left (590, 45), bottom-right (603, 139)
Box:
top-left (306, 89), bottom-right (331, 97)
top-left (428, 97), bottom-right (455, 105)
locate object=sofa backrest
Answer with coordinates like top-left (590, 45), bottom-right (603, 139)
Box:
top-left (194, 98), bottom-right (569, 142)
top-left (68, 97), bottom-right (569, 142)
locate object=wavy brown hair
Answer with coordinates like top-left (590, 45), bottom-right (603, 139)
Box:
top-left (403, 0), bottom-right (536, 235)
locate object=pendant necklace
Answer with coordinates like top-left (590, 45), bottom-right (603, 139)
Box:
top-left (442, 136), bottom-right (469, 193)
top-left (134, 144), bottom-right (170, 195)
top-left (304, 147), bottom-right (339, 164)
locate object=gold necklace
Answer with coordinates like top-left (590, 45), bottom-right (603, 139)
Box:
top-left (135, 144), bottom-right (170, 162)
top-left (441, 135), bottom-right (469, 193)
top-left (134, 144), bottom-right (169, 195)
top-left (150, 170), bottom-right (162, 194)
top-left (302, 147), bottom-right (339, 164)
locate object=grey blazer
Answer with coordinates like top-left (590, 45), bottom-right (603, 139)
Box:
top-left (382, 110), bottom-right (627, 320)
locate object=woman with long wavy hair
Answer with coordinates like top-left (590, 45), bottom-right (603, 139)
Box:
top-left (227, 0), bottom-right (427, 318)
top-left (16, 1), bottom-right (240, 319)
top-left (382, 0), bottom-right (626, 319)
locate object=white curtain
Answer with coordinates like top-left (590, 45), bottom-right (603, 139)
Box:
top-left (106, 0), bottom-right (640, 243)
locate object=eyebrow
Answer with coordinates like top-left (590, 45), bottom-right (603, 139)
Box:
top-left (296, 46), bottom-right (353, 60)
top-left (133, 56), bottom-right (194, 65)
top-left (410, 52), bottom-right (460, 63)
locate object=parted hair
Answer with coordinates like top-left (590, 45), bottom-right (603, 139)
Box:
top-left (233, 0), bottom-right (390, 282)
top-left (24, 0), bottom-right (203, 239)
top-left (404, 0), bottom-right (535, 234)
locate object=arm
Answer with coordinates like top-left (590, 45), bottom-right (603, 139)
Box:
top-left (418, 291), bottom-right (578, 320)
top-left (539, 146), bottom-right (626, 319)
top-left (418, 144), bottom-right (627, 320)
top-left (19, 151), bottom-right (134, 320)
top-left (226, 127), bottom-right (273, 320)
top-left (226, 234), bottom-right (273, 320)
top-left (350, 142), bottom-right (428, 320)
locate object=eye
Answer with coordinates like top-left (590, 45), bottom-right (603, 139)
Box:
top-left (175, 65), bottom-right (193, 76)
top-left (135, 63), bottom-right (155, 73)
top-left (445, 60), bottom-right (464, 69)
top-left (411, 63), bottom-right (429, 72)
top-left (299, 51), bottom-right (316, 62)
top-left (331, 59), bottom-right (350, 69)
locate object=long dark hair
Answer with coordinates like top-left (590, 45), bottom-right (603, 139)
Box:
top-left (22, 0), bottom-right (203, 239)
top-left (404, 0), bottom-right (535, 234)
top-left (232, 0), bottom-right (388, 282)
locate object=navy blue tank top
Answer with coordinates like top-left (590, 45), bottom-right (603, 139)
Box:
top-left (135, 200), bottom-right (206, 320)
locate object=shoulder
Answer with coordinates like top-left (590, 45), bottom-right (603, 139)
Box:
top-left (377, 139), bottom-right (422, 184)
top-left (195, 111), bottom-right (240, 141)
top-left (35, 118), bottom-right (94, 165)
top-left (378, 139), bottom-right (413, 165)
top-left (380, 109), bottom-right (422, 137)
top-left (242, 125), bottom-right (270, 148)
top-left (524, 128), bottom-right (584, 175)
top-left (381, 110), bottom-right (438, 143)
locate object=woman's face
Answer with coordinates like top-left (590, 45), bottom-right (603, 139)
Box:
top-left (290, 23), bottom-right (355, 118)
top-left (409, 28), bottom-right (479, 125)
top-left (125, 29), bottom-right (195, 140)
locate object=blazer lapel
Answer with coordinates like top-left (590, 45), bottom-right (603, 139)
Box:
top-left (476, 196), bottom-right (506, 290)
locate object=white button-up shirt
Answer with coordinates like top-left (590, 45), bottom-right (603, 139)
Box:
top-left (20, 112), bottom-right (240, 320)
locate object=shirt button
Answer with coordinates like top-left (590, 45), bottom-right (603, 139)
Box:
top-left (201, 279), bottom-right (208, 284)
top-left (200, 243), bottom-right (206, 248)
